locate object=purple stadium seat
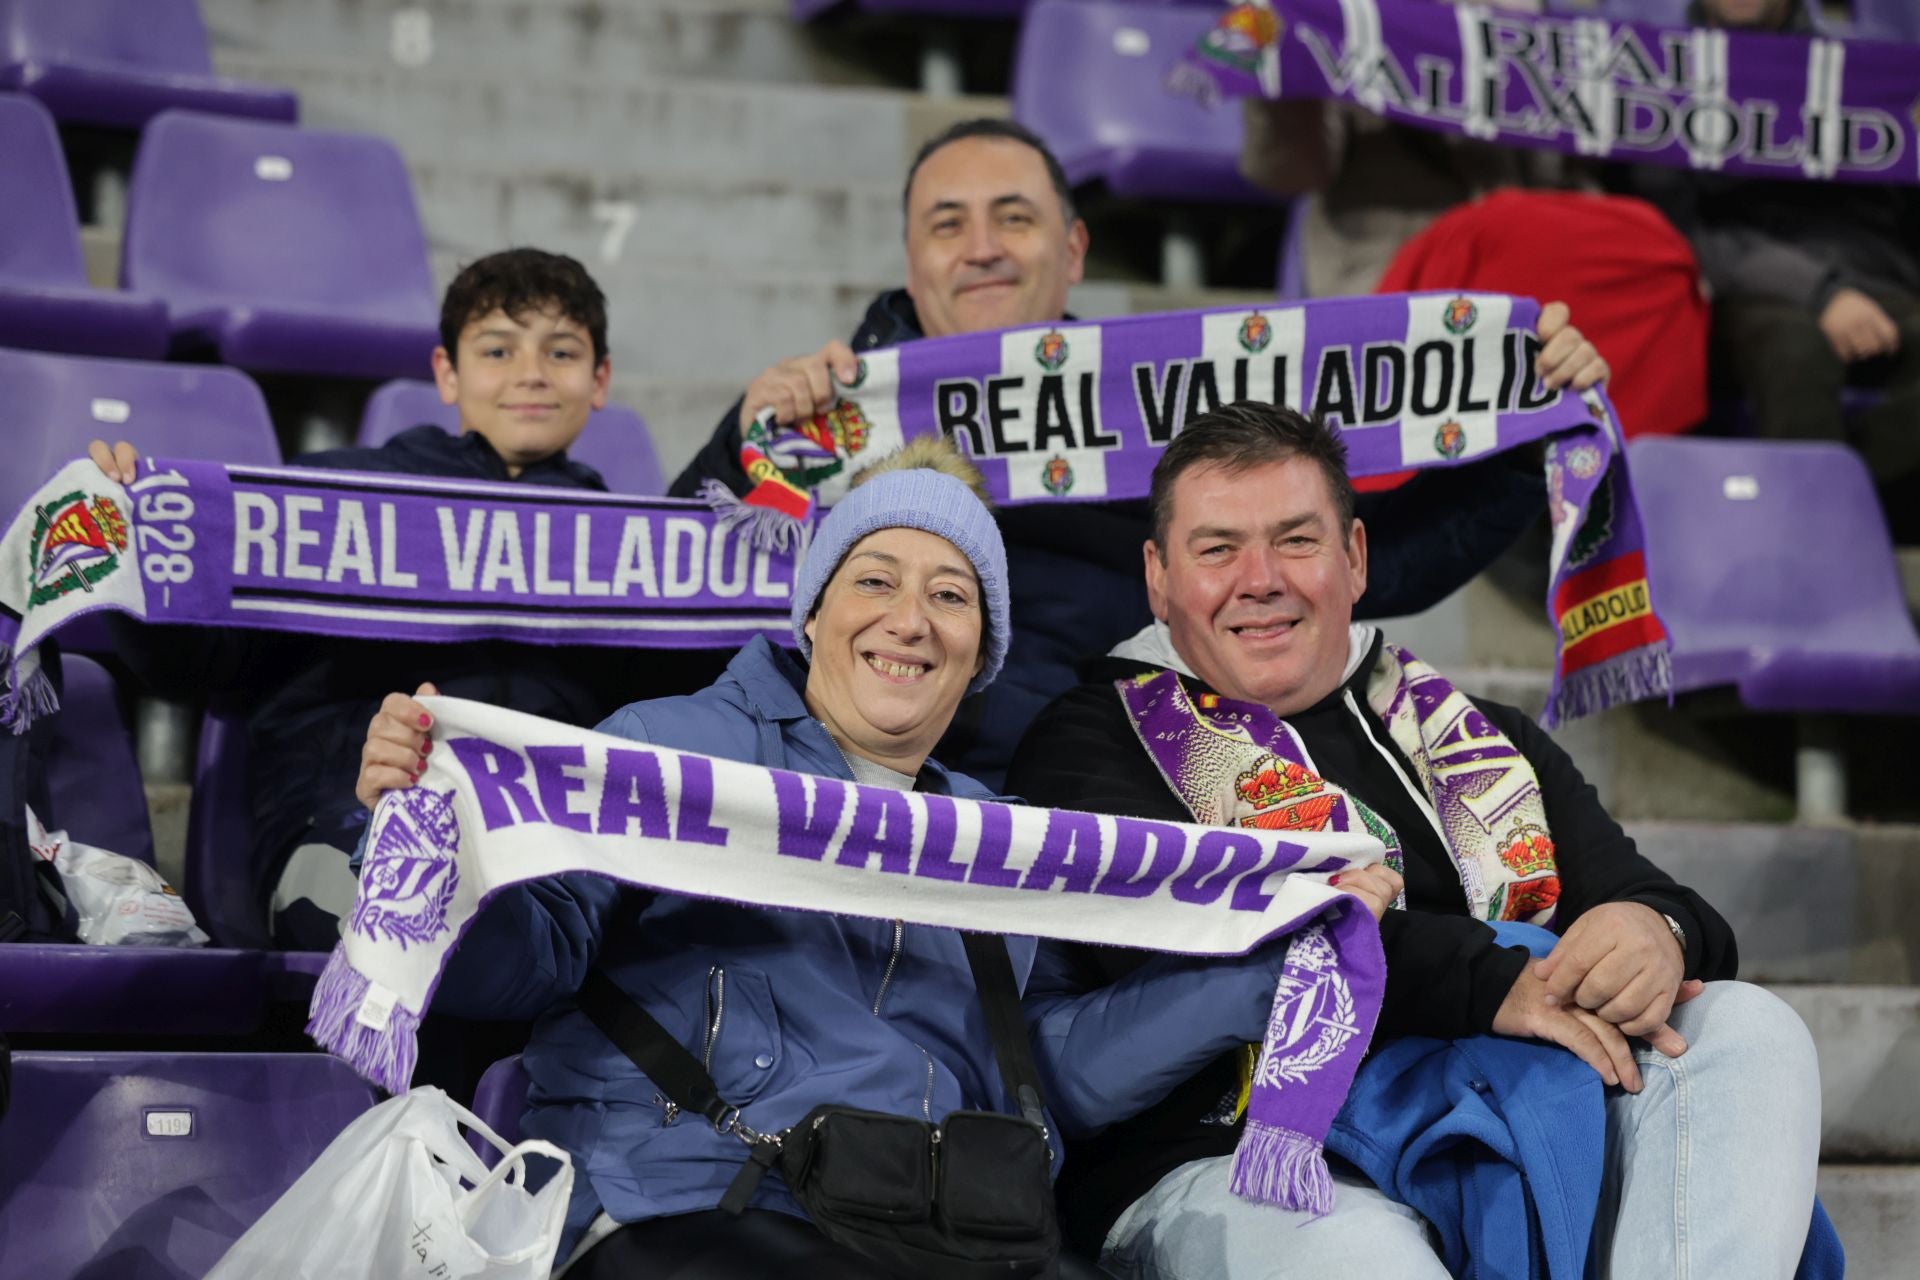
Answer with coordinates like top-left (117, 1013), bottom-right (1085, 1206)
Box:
top-left (358, 378), bottom-right (668, 496)
top-left (0, 1050), bottom-right (374, 1279)
top-left (0, 945), bottom-right (324, 1035)
top-left (0, 92), bottom-right (167, 359)
top-left (0, 346), bottom-right (279, 530)
top-left (123, 111), bottom-right (438, 381)
top-left (183, 704), bottom-right (265, 950)
top-left (46, 653), bottom-right (154, 865)
top-left (0, 0), bottom-right (296, 129)
top-left (1012, 0), bottom-right (1266, 203)
top-left (1629, 436), bottom-right (1920, 714)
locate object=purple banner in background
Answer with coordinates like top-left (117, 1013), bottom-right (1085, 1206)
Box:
top-left (1184, 0), bottom-right (1920, 185)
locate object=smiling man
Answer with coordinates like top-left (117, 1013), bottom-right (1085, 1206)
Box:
top-left (670, 118), bottom-right (1610, 791)
top-left (1005, 401), bottom-right (1824, 1279)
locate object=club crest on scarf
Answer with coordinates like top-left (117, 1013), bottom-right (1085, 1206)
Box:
top-left (27, 491), bottom-right (128, 607)
top-left (351, 786), bottom-right (462, 949)
top-left (1236, 756), bottom-right (1338, 833)
top-left (1198, 2), bottom-right (1282, 76)
top-left (1442, 296), bottom-right (1479, 335)
top-left (1040, 454), bottom-right (1075, 497)
top-left (1433, 420), bottom-right (1467, 460)
top-left (1258, 925), bottom-right (1359, 1089)
top-left (1034, 329), bottom-right (1070, 372)
top-left (1238, 310), bottom-right (1273, 354)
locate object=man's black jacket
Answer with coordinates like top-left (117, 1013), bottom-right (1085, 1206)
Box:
top-left (1004, 633), bottom-right (1737, 1251)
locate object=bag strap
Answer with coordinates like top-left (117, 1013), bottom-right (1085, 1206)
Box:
top-left (575, 968), bottom-right (734, 1131)
top-left (959, 932), bottom-right (1050, 1137)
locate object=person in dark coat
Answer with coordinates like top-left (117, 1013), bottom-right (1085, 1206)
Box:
top-left (87, 249), bottom-right (641, 949)
top-left (1006, 402), bottom-right (1821, 1279)
top-left (670, 118), bottom-right (1613, 789)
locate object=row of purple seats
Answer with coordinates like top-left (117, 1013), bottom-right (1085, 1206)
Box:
top-left (0, 1051), bottom-right (376, 1279)
top-left (0, 91), bottom-right (438, 380)
top-left (1, 0), bottom-right (295, 129)
top-left (0, 651), bottom-right (326, 1038)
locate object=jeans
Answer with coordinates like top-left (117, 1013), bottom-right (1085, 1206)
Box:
top-left (1101, 981), bottom-right (1821, 1280)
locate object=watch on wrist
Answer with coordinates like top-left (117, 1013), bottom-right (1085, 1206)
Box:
top-left (1660, 912), bottom-right (1688, 956)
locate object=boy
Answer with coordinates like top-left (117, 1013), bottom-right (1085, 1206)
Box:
top-left (90, 249), bottom-right (622, 949)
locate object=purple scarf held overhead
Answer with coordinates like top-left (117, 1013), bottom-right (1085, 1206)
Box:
top-left (0, 460), bottom-right (800, 729)
top-left (0, 293), bottom-right (1667, 732)
top-left (1182, 0), bottom-right (1920, 186)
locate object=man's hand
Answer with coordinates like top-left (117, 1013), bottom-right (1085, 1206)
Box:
top-left (1533, 301), bottom-right (1610, 391)
top-left (1819, 287), bottom-right (1900, 364)
top-left (356, 682), bottom-right (439, 811)
top-left (1534, 901), bottom-right (1697, 1052)
top-left (1493, 964), bottom-right (1646, 1091)
top-left (87, 439), bottom-right (139, 485)
top-left (1330, 864), bottom-right (1404, 923)
top-left (735, 340), bottom-right (863, 436)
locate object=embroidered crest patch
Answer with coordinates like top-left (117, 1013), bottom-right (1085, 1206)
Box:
top-left (350, 786), bottom-right (461, 949)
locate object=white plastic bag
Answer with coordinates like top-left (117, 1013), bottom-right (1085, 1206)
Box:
top-left (204, 1086), bottom-right (574, 1280)
top-left (25, 804), bottom-right (208, 945)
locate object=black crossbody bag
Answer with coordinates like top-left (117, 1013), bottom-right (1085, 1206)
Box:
top-left (576, 932), bottom-right (1060, 1279)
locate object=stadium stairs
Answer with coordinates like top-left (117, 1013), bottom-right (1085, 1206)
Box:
top-left (138, 0), bottom-right (1914, 1270)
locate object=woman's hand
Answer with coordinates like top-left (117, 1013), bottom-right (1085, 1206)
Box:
top-left (356, 682), bottom-right (439, 810)
top-left (1331, 864), bottom-right (1405, 923)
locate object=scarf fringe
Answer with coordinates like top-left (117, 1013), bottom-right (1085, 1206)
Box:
top-left (699, 478), bottom-right (807, 553)
top-left (306, 945), bottom-right (419, 1094)
top-left (1547, 645), bottom-right (1673, 729)
top-left (1, 647), bottom-right (59, 735)
top-left (1230, 1120), bottom-right (1335, 1216)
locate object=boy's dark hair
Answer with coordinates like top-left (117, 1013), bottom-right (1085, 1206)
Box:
top-left (902, 118), bottom-right (1077, 225)
top-left (1149, 401), bottom-right (1356, 549)
top-left (439, 248), bottom-right (609, 366)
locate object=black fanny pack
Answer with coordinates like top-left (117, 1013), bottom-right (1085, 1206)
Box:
top-left (577, 932), bottom-right (1060, 1279)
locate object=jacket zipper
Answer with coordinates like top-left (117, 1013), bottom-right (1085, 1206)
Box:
top-left (703, 965), bottom-right (726, 1070)
top-left (821, 723), bottom-right (935, 1120)
top-left (658, 966), bottom-right (726, 1126)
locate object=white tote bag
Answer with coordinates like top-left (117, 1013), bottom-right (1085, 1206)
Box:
top-left (204, 1086), bottom-right (574, 1280)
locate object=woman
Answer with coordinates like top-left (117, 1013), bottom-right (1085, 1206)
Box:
top-left (356, 440), bottom-right (1402, 1277)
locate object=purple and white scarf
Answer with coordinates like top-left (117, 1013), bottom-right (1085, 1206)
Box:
top-left (1182, 0), bottom-right (1920, 186)
top-left (1118, 640), bottom-right (1563, 930)
top-left (0, 294), bottom-right (1661, 731)
top-left (0, 459), bottom-right (801, 729)
top-left (310, 697), bottom-right (1389, 1214)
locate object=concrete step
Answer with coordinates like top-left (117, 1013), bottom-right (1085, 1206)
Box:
top-left (209, 52), bottom-right (997, 189)
top-left (201, 0), bottom-right (890, 89)
top-left (411, 165), bottom-right (910, 281)
top-left (1630, 823), bottom-right (1920, 986)
top-left (1774, 986), bottom-right (1920, 1163)
top-left (1817, 1164), bottom-right (1920, 1278)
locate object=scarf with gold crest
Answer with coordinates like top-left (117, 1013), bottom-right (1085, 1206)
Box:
top-left (1119, 642), bottom-right (1562, 936)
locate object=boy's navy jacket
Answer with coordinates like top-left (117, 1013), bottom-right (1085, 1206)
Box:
top-left (1329, 923), bottom-right (1843, 1280)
